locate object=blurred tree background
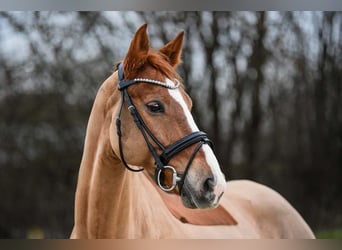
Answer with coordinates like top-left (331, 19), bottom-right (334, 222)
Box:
top-left (0, 11), bottom-right (341, 238)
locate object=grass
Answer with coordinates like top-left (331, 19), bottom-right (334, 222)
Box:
top-left (315, 228), bottom-right (342, 239)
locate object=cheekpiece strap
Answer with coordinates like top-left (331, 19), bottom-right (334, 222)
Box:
top-left (118, 63), bottom-right (137, 90)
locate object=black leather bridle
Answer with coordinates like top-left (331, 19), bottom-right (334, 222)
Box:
top-left (115, 63), bottom-right (213, 193)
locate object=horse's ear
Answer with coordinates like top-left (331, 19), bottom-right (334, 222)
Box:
top-left (159, 31), bottom-right (184, 67)
top-left (124, 23), bottom-right (150, 73)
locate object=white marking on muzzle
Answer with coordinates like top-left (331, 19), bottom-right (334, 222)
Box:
top-left (201, 144), bottom-right (226, 198)
top-left (166, 79), bottom-right (226, 192)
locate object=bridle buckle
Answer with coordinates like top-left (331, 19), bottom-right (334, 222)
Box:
top-left (157, 166), bottom-right (181, 192)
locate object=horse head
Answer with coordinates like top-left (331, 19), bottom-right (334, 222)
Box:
top-left (110, 24), bottom-right (226, 209)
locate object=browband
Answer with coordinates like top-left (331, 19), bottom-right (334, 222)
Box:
top-left (117, 63), bottom-right (180, 90)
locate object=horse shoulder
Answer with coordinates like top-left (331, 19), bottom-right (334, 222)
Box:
top-left (224, 180), bottom-right (315, 238)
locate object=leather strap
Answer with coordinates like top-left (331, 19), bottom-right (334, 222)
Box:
top-left (160, 131), bottom-right (212, 165)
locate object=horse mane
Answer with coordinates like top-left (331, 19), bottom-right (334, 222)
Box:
top-left (115, 48), bottom-right (183, 84)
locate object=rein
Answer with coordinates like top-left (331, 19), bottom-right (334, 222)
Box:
top-left (115, 63), bottom-right (212, 193)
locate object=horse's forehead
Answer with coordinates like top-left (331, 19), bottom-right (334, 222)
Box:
top-left (127, 64), bottom-right (191, 111)
top-left (141, 66), bottom-right (163, 80)
top-left (131, 83), bottom-right (191, 109)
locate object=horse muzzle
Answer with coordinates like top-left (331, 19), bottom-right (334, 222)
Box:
top-left (180, 175), bottom-right (225, 209)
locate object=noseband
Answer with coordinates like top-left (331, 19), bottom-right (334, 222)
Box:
top-left (115, 63), bottom-right (212, 193)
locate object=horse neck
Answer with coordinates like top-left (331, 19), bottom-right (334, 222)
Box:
top-left (73, 73), bottom-right (127, 237)
top-left (73, 74), bottom-right (176, 238)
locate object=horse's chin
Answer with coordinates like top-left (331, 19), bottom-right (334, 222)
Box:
top-left (180, 191), bottom-right (198, 209)
top-left (180, 183), bottom-right (221, 210)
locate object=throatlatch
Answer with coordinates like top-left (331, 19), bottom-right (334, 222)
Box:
top-left (115, 63), bottom-right (213, 193)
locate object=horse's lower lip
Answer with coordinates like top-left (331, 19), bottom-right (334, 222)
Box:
top-left (180, 185), bottom-right (223, 209)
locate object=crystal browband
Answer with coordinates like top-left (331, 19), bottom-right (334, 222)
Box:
top-left (131, 78), bottom-right (180, 89)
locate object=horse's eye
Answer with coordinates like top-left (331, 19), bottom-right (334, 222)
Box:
top-left (146, 101), bottom-right (165, 114)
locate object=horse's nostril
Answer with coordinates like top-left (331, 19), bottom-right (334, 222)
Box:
top-left (203, 177), bottom-right (216, 192)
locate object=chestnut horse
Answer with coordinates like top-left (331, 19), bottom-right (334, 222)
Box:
top-left (71, 24), bottom-right (314, 239)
